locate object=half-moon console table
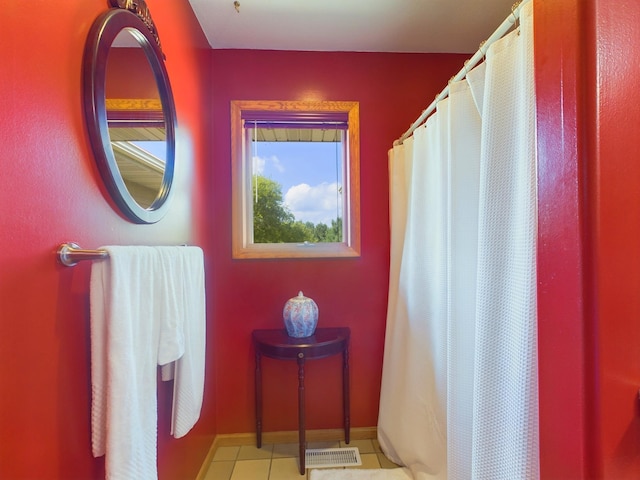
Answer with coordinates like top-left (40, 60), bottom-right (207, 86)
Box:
top-left (252, 327), bottom-right (351, 475)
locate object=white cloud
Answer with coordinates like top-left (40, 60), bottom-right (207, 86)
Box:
top-left (269, 155), bottom-right (285, 173)
top-left (252, 155), bottom-right (265, 175)
top-left (252, 155), bottom-right (284, 175)
top-left (284, 182), bottom-right (342, 225)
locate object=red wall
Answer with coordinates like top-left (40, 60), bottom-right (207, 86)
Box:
top-left (107, 48), bottom-right (158, 99)
top-left (208, 50), bottom-right (467, 434)
top-left (587, 0), bottom-right (640, 477)
top-left (536, 0), bottom-right (640, 478)
top-left (535, 1), bottom-right (589, 477)
top-left (0, 1), bottom-right (214, 479)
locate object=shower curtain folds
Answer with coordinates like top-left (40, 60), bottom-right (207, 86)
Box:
top-left (378, 2), bottom-right (537, 479)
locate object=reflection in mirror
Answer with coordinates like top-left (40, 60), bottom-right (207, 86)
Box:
top-left (106, 29), bottom-right (166, 210)
top-left (83, 7), bottom-right (176, 224)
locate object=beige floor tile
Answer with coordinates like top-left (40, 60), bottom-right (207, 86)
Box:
top-left (202, 441), bottom-right (386, 480)
top-left (272, 443), bottom-right (300, 458)
top-left (230, 459), bottom-right (271, 480)
top-left (341, 439), bottom-right (375, 454)
top-left (268, 457), bottom-right (306, 479)
top-left (213, 446), bottom-right (241, 462)
top-left (312, 467), bottom-right (346, 472)
top-left (237, 444), bottom-right (274, 460)
top-left (351, 453), bottom-right (381, 470)
top-left (377, 452), bottom-right (402, 469)
top-left (203, 460), bottom-right (235, 480)
top-left (307, 441), bottom-right (340, 450)
top-left (372, 438), bottom-right (382, 452)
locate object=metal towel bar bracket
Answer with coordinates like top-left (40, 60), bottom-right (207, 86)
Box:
top-left (57, 242), bottom-right (108, 267)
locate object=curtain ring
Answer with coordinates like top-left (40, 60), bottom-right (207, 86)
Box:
top-left (512, 2), bottom-right (521, 35)
top-left (479, 40), bottom-right (487, 62)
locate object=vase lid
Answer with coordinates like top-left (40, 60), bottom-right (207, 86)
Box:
top-left (287, 291), bottom-right (312, 302)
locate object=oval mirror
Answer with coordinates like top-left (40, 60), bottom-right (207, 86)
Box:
top-left (83, 7), bottom-right (176, 224)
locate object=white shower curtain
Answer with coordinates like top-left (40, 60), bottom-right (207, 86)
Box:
top-left (378, 2), bottom-right (537, 479)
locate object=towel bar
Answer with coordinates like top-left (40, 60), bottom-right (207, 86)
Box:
top-left (56, 242), bottom-right (191, 266)
top-left (57, 242), bottom-right (108, 267)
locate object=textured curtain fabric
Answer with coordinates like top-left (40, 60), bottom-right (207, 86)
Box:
top-left (471, 2), bottom-right (538, 477)
top-left (445, 78), bottom-right (482, 480)
top-left (379, 114), bottom-right (449, 479)
top-left (378, 2), bottom-right (537, 479)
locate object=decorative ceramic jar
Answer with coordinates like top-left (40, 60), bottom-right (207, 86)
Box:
top-left (283, 291), bottom-right (319, 338)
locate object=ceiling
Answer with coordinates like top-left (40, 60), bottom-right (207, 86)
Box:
top-left (187, 0), bottom-right (518, 54)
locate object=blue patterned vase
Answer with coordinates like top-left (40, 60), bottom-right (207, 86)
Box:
top-left (283, 291), bottom-right (319, 338)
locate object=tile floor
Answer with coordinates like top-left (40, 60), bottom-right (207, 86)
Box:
top-left (202, 438), bottom-right (401, 480)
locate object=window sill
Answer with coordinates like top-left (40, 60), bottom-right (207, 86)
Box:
top-left (232, 242), bottom-right (360, 260)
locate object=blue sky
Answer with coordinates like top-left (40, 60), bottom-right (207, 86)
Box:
top-left (253, 141), bottom-right (344, 226)
top-left (131, 140), bottom-right (166, 160)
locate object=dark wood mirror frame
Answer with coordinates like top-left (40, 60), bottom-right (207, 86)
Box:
top-left (83, 4), bottom-right (176, 224)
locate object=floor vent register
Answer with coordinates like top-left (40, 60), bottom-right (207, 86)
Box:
top-left (305, 447), bottom-right (362, 469)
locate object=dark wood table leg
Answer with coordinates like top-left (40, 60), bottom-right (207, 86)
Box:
top-left (343, 344), bottom-right (350, 444)
top-left (297, 352), bottom-right (306, 475)
top-left (255, 350), bottom-right (263, 448)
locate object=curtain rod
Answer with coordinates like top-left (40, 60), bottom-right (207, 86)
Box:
top-left (394, 0), bottom-right (529, 146)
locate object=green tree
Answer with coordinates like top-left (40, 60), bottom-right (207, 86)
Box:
top-left (314, 222), bottom-right (329, 242)
top-left (253, 175), bottom-right (294, 243)
top-left (285, 220), bottom-right (314, 243)
top-left (253, 175), bottom-right (313, 243)
top-left (252, 174), bottom-right (343, 244)
top-left (326, 217), bottom-right (343, 242)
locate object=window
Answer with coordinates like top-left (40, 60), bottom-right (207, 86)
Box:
top-left (106, 99), bottom-right (166, 209)
top-left (231, 100), bottom-right (360, 259)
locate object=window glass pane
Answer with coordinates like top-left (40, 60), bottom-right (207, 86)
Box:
top-left (247, 128), bottom-right (344, 244)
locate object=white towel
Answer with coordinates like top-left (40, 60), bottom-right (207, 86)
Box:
top-left (90, 246), bottom-right (206, 480)
top-left (156, 246), bottom-right (187, 365)
top-left (310, 469), bottom-right (413, 480)
top-left (160, 247), bottom-right (206, 438)
top-left (90, 246), bottom-right (168, 480)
